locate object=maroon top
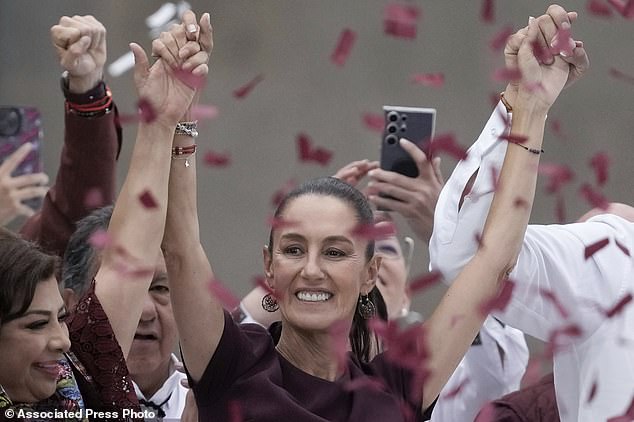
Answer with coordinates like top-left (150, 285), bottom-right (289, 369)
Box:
top-left (189, 312), bottom-right (432, 422)
top-left (475, 373), bottom-right (559, 422)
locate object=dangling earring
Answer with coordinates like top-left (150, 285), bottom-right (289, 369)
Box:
top-left (262, 294), bottom-right (279, 312)
top-left (357, 294), bottom-right (376, 319)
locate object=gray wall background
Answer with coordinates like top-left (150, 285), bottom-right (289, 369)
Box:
top-left (2, 1), bottom-right (633, 356)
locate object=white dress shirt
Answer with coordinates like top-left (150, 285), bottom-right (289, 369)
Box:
top-left (429, 101), bottom-right (634, 422)
top-left (133, 354), bottom-right (188, 421)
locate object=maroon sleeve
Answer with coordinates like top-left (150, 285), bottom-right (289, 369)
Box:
top-left (67, 282), bottom-right (140, 415)
top-left (19, 104), bottom-right (121, 257)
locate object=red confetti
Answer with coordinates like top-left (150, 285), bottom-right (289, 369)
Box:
top-left (84, 188), bottom-right (105, 208)
top-left (331, 28), bottom-right (357, 67)
top-left (480, 279), bottom-right (515, 315)
top-left (549, 119), bottom-right (568, 140)
top-left (362, 113), bottom-right (385, 133)
top-left (481, 0), bottom-right (495, 22)
top-left (584, 237), bottom-right (610, 259)
top-left (203, 150), bottom-right (231, 167)
top-left (607, 0), bottom-right (634, 18)
top-left (297, 133), bottom-right (333, 166)
top-left (384, 3), bottom-right (421, 39)
top-left (499, 132), bottom-right (528, 145)
top-left (587, 0), bottom-right (614, 17)
top-left (579, 183), bottom-right (609, 209)
top-left (587, 379), bottom-right (598, 403)
top-left (138, 190), bottom-right (158, 209)
top-left (191, 104), bottom-right (219, 120)
top-left (489, 25), bottom-right (514, 51)
top-left (407, 272), bottom-right (442, 296)
top-left (549, 26), bottom-right (574, 57)
top-left (138, 98), bottom-right (157, 123)
top-left (172, 68), bottom-right (206, 89)
top-left (539, 288), bottom-right (570, 319)
top-left (351, 221), bottom-right (396, 241)
top-left (207, 278), bottom-right (241, 310)
top-left (609, 67), bottom-right (634, 84)
top-left (615, 239), bottom-right (631, 256)
top-left (538, 163), bottom-right (575, 194)
top-left (531, 39), bottom-right (553, 65)
top-left (252, 275), bottom-right (282, 301)
top-left (589, 151), bottom-right (610, 186)
top-left (270, 179), bottom-right (297, 208)
top-left (546, 323), bottom-right (582, 356)
top-left (88, 229), bottom-right (112, 249)
top-left (492, 67), bottom-right (522, 82)
top-left (605, 293), bottom-right (633, 318)
top-left (233, 74), bottom-right (265, 99)
top-left (443, 377), bottom-right (470, 399)
top-left (429, 133), bottom-right (468, 161)
top-left (411, 72), bottom-right (445, 87)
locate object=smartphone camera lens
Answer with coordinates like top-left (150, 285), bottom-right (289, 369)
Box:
top-left (387, 123), bottom-right (398, 134)
top-left (400, 123), bottom-right (407, 132)
top-left (387, 111), bottom-right (399, 122)
top-left (385, 134), bottom-right (398, 145)
top-left (0, 108), bottom-right (21, 137)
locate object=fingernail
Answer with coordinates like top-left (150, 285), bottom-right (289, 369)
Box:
top-left (559, 50), bottom-right (569, 58)
top-left (187, 24), bottom-right (197, 33)
top-left (368, 170), bottom-right (376, 177)
top-left (561, 21), bottom-right (570, 29)
top-left (528, 16), bottom-right (535, 24)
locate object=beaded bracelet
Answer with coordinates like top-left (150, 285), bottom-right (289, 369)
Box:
top-left (172, 144), bottom-right (197, 167)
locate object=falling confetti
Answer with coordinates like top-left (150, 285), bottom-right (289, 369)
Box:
top-left (331, 28), bottom-right (357, 67)
top-left (233, 74), bottom-right (265, 99)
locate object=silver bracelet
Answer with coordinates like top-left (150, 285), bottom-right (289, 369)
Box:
top-left (175, 121), bottom-right (198, 138)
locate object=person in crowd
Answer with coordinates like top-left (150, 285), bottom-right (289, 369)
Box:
top-left (160, 7), bottom-right (571, 420)
top-left (19, 15), bottom-right (122, 259)
top-left (428, 5), bottom-right (634, 422)
top-left (0, 143), bottom-right (49, 227)
top-left (63, 206), bottom-right (187, 420)
top-left (0, 11), bottom-right (210, 420)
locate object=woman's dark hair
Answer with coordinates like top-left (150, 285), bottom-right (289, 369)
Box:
top-left (0, 227), bottom-right (60, 324)
top-left (267, 176), bottom-right (385, 362)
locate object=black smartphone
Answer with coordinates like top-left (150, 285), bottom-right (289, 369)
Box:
top-left (0, 106), bottom-right (44, 211)
top-left (380, 105), bottom-right (436, 178)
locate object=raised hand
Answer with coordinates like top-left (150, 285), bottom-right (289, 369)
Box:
top-left (51, 15), bottom-right (107, 93)
top-left (333, 159), bottom-right (379, 187)
top-left (0, 143), bottom-right (49, 225)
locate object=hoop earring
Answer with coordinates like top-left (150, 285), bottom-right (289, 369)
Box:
top-left (357, 294), bottom-right (376, 320)
top-left (262, 294), bottom-right (279, 313)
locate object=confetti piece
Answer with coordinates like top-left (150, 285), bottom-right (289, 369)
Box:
top-left (609, 67), bottom-right (634, 84)
top-left (480, 279), bottom-right (515, 315)
top-left (587, 379), bottom-right (598, 403)
top-left (191, 104), bottom-right (219, 120)
top-left (138, 190), bottom-right (158, 209)
top-left (605, 293), bottom-right (633, 318)
top-left (539, 288), bottom-right (570, 319)
top-left (84, 188), bottom-right (105, 208)
top-left (489, 25), bottom-right (514, 51)
top-left (492, 67), bottom-right (522, 82)
top-left (587, 0), bottom-right (614, 17)
top-left (549, 26), bottom-right (574, 57)
top-left (499, 132), bottom-right (528, 145)
top-left (531, 39), bottom-right (553, 65)
top-left (545, 323), bottom-right (582, 356)
top-left (579, 183), bottom-right (609, 209)
top-left (351, 221), bottom-right (397, 240)
top-left (88, 229), bottom-right (112, 249)
top-left (584, 237), bottom-right (610, 259)
top-left (549, 118), bottom-right (568, 140)
top-left (538, 163), bottom-right (574, 194)
top-left (589, 151), bottom-right (610, 186)
top-left (233, 74), bottom-right (265, 99)
top-left (615, 239), bottom-right (631, 256)
top-left (411, 72), bottom-right (445, 87)
top-left (203, 150), bottom-right (231, 167)
top-left (363, 113), bottom-right (385, 133)
top-left (331, 28), bottom-right (357, 67)
top-left (172, 68), bottom-right (207, 89)
top-left (252, 275), bottom-right (281, 301)
top-left (429, 133), bottom-right (468, 161)
top-left (607, 0), bottom-right (634, 18)
top-left (138, 98), bottom-right (157, 123)
top-left (297, 133), bottom-right (333, 166)
top-left (208, 278), bottom-right (241, 310)
top-left (481, 0), bottom-right (495, 22)
top-left (384, 3), bottom-right (421, 39)
top-left (407, 272), bottom-right (442, 296)
top-left (271, 179), bottom-right (297, 208)
top-left (443, 377), bottom-right (471, 399)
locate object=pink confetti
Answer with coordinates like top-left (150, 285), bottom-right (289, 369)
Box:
top-left (297, 133), bottom-right (333, 166)
top-left (362, 113), bottom-right (385, 133)
top-left (546, 323), bottom-right (582, 356)
top-left (138, 98), bottom-right (157, 123)
top-left (207, 278), bottom-right (241, 310)
top-left (351, 221), bottom-right (396, 240)
top-left (411, 72), bottom-right (445, 87)
top-left (407, 272), bottom-right (442, 296)
top-left (549, 26), bottom-right (574, 57)
top-left (589, 151), bottom-right (610, 186)
top-left (443, 377), bottom-right (470, 399)
top-left (587, 379), bottom-right (598, 403)
top-left (270, 179), bottom-right (297, 208)
top-left (585, 237), bottom-right (610, 259)
top-left (489, 25), bottom-right (514, 51)
top-left (331, 28), bottom-right (357, 67)
top-left (88, 229), bottom-right (112, 249)
top-left (203, 150), bottom-right (231, 167)
top-left (605, 293), bottom-right (633, 318)
top-left (233, 74), bottom-right (265, 99)
top-left (191, 104), bottom-right (219, 120)
top-left (615, 239), bottom-right (631, 256)
top-left (252, 275), bottom-right (281, 301)
top-left (138, 190), bottom-right (158, 209)
top-left (429, 133), bottom-right (467, 161)
top-left (384, 3), bottom-right (421, 39)
top-left (172, 68), bottom-right (206, 89)
top-left (607, 0), bottom-right (634, 18)
top-left (531, 39), bottom-right (554, 65)
top-left (492, 67), bottom-right (522, 82)
top-left (539, 288), bottom-right (570, 319)
top-left (587, 0), bottom-right (614, 17)
top-left (481, 0), bottom-right (495, 22)
top-left (549, 119), bottom-right (568, 140)
top-left (480, 279), bottom-right (515, 315)
top-left (538, 163), bottom-right (575, 194)
top-left (84, 188), bottom-right (105, 208)
top-left (609, 67), bottom-right (634, 84)
top-left (499, 132), bottom-right (528, 145)
top-left (579, 183), bottom-right (609, 209)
